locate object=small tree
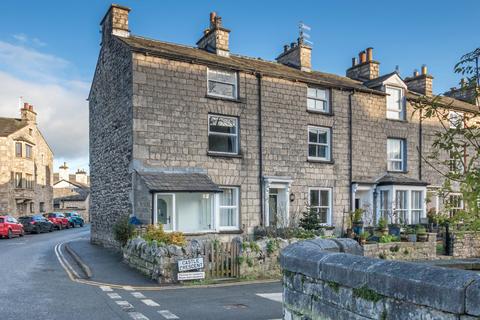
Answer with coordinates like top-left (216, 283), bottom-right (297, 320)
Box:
top-left (299, 207), bottom-right (323, 231)
top-left (113, 215), bottom-right (136, 247)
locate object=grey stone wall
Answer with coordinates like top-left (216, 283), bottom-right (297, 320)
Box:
top-left (280, 238), bottom-right (480, 320)
top-left (363, 233), bottom-right (437, 261)
top-left (89, 34), bottom-right (133, 248)
top-left (452, 231), bottom-right (480, 259)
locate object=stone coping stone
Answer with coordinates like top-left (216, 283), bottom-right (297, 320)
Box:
top-left (281, 239), bottom-right (480, 315)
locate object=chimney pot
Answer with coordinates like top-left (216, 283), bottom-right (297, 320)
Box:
top-left (284, 45), bottom-right (289, 52)
top-left (421, 64), bottom-right (427, 75)
top-left (366, 47), bottom-right (373, 61)
top-left (352, 57), bottom-right (357, 67)
top-left (210, 12), bottom-right (217, 25)
top-left (359, 51), bottom-right (366, 64)
top-left (290, 42), bottom-right (295, 48)
top-left (413, 69), bottom-right (419, 77)
top-left (23, 102), bottom-right (29, 109)
top-left (29, 104), bottom-right (33, 111)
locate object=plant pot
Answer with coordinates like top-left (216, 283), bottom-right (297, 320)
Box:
top-left (417, 234), bottom-right (428, 242)
top-left (360, 238), bottom-right (366, 246)
top-left (407, 234), bottom-right (417, 242)
top-left (352, 222), bottom-right (364, 236)
top-left (388, 225), bottom-right (401, 237)
top-left (381, 228), bottom-right (389, 236)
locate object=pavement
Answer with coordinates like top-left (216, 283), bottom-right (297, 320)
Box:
top-left (0, 225), bottom-right (283, 320)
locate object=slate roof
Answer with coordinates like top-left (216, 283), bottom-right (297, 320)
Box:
top-left (54, 189), bottom-right (90, 203)
top-left (117, 35), bottom-right (386, 95)
top-left (138, 172), bottom-right (222, 193)
top-left (406, 91), bottom-right (479, 114)
top-left (363, 71), bottom-right (398, 89)
top-left (0, 117), bottom-right (28, 137)
top-left (375, 173), bottom-right (429, 186)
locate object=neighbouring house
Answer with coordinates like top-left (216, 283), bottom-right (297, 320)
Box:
top-left (0, 102), bottom-right (54, 217)
top-left (53, 162), bottom-right (90, 221)
top-left (89, 4), bottom-right (479, 247)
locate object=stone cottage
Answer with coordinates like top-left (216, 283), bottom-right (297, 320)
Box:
top-left (89, 4), bottom-right (479, 247)
top-left (0, 102), bottom-right (54, 217)
top-left (53, 162), bottom-right (90, 221)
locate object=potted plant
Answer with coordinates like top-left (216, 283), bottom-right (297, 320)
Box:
top-left (388, 211), bottom-right (401, 237)
top-left (406, 227), bottom-right (417, 242)
top-left (352, 209), bottom-right (364, 236)
top-left (377, 217), bottom-right (389, 236)
top-left (416, 225), bottom-right (428, 242)
top-left (358, 231), bottom-right (370, 245)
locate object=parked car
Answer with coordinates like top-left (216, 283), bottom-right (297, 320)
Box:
top-left (47, 213), bottom-right (69, 230)
top-left (18, 215), bottom-right (54, 234)
top-left (64, 212), bottom-right (84, 228)
top-left (0, 215), bottom-right (24, 239)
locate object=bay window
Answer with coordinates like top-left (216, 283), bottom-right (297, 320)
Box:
top-left (395, 190), bottom-right (408, 223)
top-left (207, 68), bottom-right (238, 99)
top-left (411, 191), bottom-right (423, 224)
top-left (208, 114), bottom-right (239, 154)
top-left (378, 187), bottom-right (426, 224)
top-left (309, 188), bottom-right (332, 225)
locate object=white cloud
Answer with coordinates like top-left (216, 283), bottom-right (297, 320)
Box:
top-left (0, 39), bottom-right (89, 173)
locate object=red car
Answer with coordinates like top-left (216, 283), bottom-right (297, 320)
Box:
top-left (47, 213), bottom-right (69, 230)
top-left (0, 215), bottom-right (24, 239)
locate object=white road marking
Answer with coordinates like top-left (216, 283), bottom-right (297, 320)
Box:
top-left (115, 300), bottom-right (134, 310)
top-left (100, 285), bottom-right (113, 292)
top-left (128, 312), bottom-right (150, 320)
top-left (131, 292), bottom-right (146, 299)
top-left (157, 310), bottom-right (179, 319)
top-left (256, 293), bottom-right (283, 303)
top-left (123, 286), bottom-right (135, 291)
top-left (141, 299), bottom-right (160, 307)
top-left (107, 292), bottom-right (122, 299)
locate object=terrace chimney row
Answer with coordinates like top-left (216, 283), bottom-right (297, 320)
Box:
top-left (404, 65), bottom-right (433, 97)
top-left (346, 47), bottom-right (380, 81)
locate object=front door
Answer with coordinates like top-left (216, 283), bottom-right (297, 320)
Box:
top-left (268, 190), bottom-right (278, 227)
top-left (156, 194), bottom-right (174, 231)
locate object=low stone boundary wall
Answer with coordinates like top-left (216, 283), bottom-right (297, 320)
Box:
top-left (452, 231), bottom-right (480, 258)
top-left (363, 233), bottom-right (437, 261)
top-left (280, 238), bottom-right (480, 320)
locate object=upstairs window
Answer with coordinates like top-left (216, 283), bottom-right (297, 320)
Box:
top-left (25, 174), bottom-right (33, 189)
top-left (308, 126), bottom-right (331, 161)
top-left (14, 172), bottom-right (22, 189)
top-left (386, 86), bottom-right (405, 120)
top-left (307, 87), bottom-right (330, 113)
top-left (449, 111), bottom-right (464, 129)
top-left (207, 69), bottom-right (237, 99)
top-left (387, 138), bottom-right (406, 172)
top-left (25, 144), bottom-right (32, 159)
top-left (208, 114), bottom-right (239, 154)
top-left (15, 142), bottom-right (22, 157)
top-left (448, 194), bottom-right (464, 217)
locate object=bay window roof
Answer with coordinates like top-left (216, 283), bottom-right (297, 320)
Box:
top-left (139, 172), bottom-right (222, 193)
top-left (375, 173), bottom-right (428, 187)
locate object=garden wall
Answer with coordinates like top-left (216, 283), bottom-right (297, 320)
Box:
top-left (280, 239), bottom-right (480, 320)
top-left (363, 233), bottom-right (437, 261)
top-left (452, 231), bottom-right (480, 259)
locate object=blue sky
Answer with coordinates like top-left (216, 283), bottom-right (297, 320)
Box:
top-left (0, 0), bottom-right (478, 172)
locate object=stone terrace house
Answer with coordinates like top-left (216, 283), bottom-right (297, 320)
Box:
top-left (0, 103), bottom-right (54, 217)
top-left (89, 4), bottom-right (479, 247)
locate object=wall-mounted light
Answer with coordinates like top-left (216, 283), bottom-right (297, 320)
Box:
top-left (289, 193), bottom-right (296, 202)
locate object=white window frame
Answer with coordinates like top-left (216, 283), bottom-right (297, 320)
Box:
top-left (218, 186), bottom-right (240, 231)
top-left (377, 185), bottom-right (426, 224)
top-left (307, 87), bottom-right (330, 113)
top-left (207, 68), bottom-right (238, 99)
top-left (387, 138), bottom-right (406, 172)
top-left (153, 193), bottom-right (176, 232)
top-left (386, 86), bottom-right (405, 120)
top-left (448, 193), bottom-right (464, 217)
top-left (208, 114), bottom-right (239, 155)
top-left (308, 126), bottom-right (331, 161)
top-left (308, 187), bottom-right (333, 226)
top-left (449, 111), bottom-right (464, 129)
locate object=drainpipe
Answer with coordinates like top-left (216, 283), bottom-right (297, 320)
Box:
top-left (419, 110), bottom-right (423, 181)
top-left (348, 90), bottom-right (355, 212)
top-left (256, 73), bottom-right (264, 226)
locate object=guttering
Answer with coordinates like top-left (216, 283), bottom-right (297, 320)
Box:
top-left (256, 72), bottom-right (264, 226)
top-left (348, 89), bottom-right (355, 212)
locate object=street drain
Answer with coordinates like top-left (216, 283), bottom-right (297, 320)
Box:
top-left (223, 303), bottom-right (248, 310)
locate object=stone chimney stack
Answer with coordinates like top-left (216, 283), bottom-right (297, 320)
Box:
top-left (75, 169), bottom-right (88, 185)
top-left (20, 102), bottom-right (37, 124)
top-left (444, 79), bottom-right (479, 106)
top-left (346, 47), bottom-right (380, 81)
top-left (100, 4), bottom-right (131, 44)
top-left (196, 12), bottom-right (231, 57)
top-left (59, 162), bottom-right (69, 182)
top-left (404, 65), bottom-right (433, 96)
top-left (275, 38), bottom-right (312, 72)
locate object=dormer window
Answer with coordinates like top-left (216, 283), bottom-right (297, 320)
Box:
top-left (207, 68), bottom-right (238, 99)
top-left (386, 86), bottom-right (405, 120)
top-left (307, 87), bottom-right (330, 113)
